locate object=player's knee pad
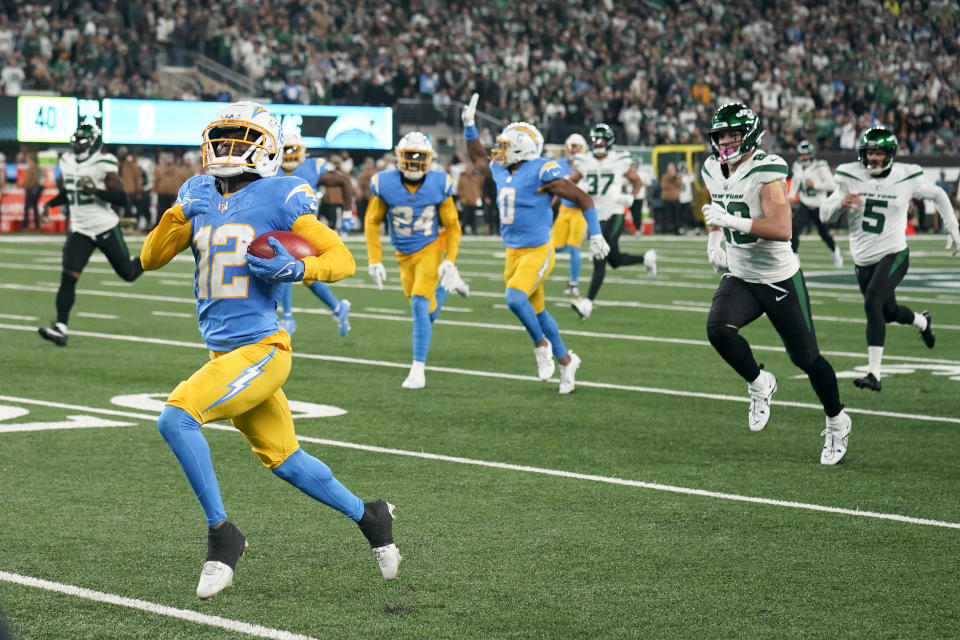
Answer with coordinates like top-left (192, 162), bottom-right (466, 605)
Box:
top-left (706, 321), bottom-right (738, 349)
top-left (157, 405), bottom-right (199, 442)
top-left (504, 287), bottom-right (528, 313)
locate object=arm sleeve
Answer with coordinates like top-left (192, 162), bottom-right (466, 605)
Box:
top-left (363, 195), bottom-right (388, 263)
top-left (291, 214), bottom-right (356, 283)
top-left (914, 181), bottom-right (959, 232)
top-left (786, 170), bottom-right (799, 200)
top-left (813, 165), bottom-right (837, 193)
top-left (140, 204), bottom-right (193, 270)
top-left (45, 189), bottom-right (69, 208)
top-left (819, 180), bottom-right (848, 224)
top-left (438, 196), bottom-right (462, 263)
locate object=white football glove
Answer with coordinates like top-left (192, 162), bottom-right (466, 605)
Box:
top-left (589, 234), bottom-right (610, 260)
top-left (947, 228), bottom-right (960, 256)
top-left (707, 229), bottom-right (729, 274)
top-left (702, 202), bottom-right (752, 234)
top-left (437, 259), bottom-right (469, 296)
top-left (368, 262), bottom-right (386, 289)
top-left (462, 93), bottom-right (479, 127)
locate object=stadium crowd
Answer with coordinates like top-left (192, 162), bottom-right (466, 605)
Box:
top-left (1, 0), bottom-right (959, 156)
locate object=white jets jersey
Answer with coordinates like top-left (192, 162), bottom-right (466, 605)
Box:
top-left (787, 158), bottom-right (836, 208)
top-left (701, 151), bottom-right (798, 283)
top-left (574, 150), bottom-right (633, 220)
top-left (826, 162), bottom-right (945, 267)
top-left (59, 150), bottom-right (120, 237)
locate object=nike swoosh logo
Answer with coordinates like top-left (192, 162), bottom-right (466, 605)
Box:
top-left (775, 293), bottom-right (788, 302)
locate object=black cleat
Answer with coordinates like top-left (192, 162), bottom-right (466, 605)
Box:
top-left (38, 323), bottom-right (68, 346)
top-left (920, 310), bottom-right (935, 348)
top-left (853, 373), bottom-right (882, 392)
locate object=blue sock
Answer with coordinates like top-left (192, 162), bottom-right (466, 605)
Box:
top-left (271, 448), bottom-right (364, 521)
top-left (279, 283), bottom-right (293, 315)
top-left (505, 287), bottom-right (544, 343)
top-left (307, 281), bottom-right (340, 311)
top-left (157, 406), bottom-right (226, 526)
top-left (537, 310), bottom-right (567, 359)
top-left (411, 295), bottom-right (432, 362)
top-left (430, 285), bottom-right (449, 323)
top-left (568, 247), bottom-right (581, 283)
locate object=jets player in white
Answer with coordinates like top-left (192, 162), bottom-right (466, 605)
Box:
top-left (570, 123), bottom-right (656, 320)
top-left (39, 122), bottom-right (142, 346)
top-left (820, 127), bottom-right (960, 392)
top-left (701, 103), bottom-right (851, 465)
top-left (787, 140), bottom-right (843, 267)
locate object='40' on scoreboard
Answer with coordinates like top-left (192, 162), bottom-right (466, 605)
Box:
top-left (16, 96), bottom-right (102, 143)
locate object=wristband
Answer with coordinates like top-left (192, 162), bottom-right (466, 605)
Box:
top-left (707, 229), bottom-right (724, 250)
top-left (582, 207), bottom-right (601, 237)
top-left (727, 215), bottom-right (753, 234)
top-left (464, 124), bottom-right (479, 142)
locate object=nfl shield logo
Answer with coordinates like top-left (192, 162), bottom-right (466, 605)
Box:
top-left (218, 201), bottom-right (228, 212)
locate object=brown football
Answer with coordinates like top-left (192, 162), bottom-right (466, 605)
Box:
top-left (247, 230), bottom-right (318, 260)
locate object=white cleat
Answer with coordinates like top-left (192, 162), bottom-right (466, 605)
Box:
top-left (373, 543), bottom-right (402, 580)
top-left (832, 245), bottom-right (844, 268)
top-left (534, 339), bottom-right (555, 380)
top-left (562, 283), bottom-right (581, 297)
top-left (747, 369), bottom-right (777, 432)
top-left (820, 410), bottom-right (852, 465)
top-left (558, 352), bottom-right (581, 394)
top-left (570, 297), bottom-right (593, 319)
top-left (197, 561), bottom-right (235, 600)
top-left (643, 249), bottom-right (658, 277)
top-left (401, 362), bottom-right (426, 389)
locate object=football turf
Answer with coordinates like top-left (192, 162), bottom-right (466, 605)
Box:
top-left (1, 232), bottom-right (958, 639)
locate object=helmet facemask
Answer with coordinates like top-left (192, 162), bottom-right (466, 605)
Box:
top-left (492, 123), bottom-right (544, 166)
top-left (71, 124), bottom-right (102, 161)
top-left (281, 142), bottom-right (305, 171)
top-left (858, 128), bottom-right (897, 176)
top-left (709, 103), bottom-right (763, 166)
top-left (564, 134), bottom-right (587, 159)
top-left (795, 140), bottom-right (815, 167)
top-left (394, 132), bottom-right (434, 181)
top-left (589, 125), bottom-right (615, 158)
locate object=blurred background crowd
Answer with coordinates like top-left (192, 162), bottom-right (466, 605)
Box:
top-left (2, 0), bottom-right (959, 155)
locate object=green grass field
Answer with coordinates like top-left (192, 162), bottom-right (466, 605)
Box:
top-left (1, 231), bottom-right (958, 639)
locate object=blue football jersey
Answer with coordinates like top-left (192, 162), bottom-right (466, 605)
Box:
top-left (491, 157), bottom-right (564, 248)
top-left (292, 157), bottom-right (329, 187)
top-left (176, 174), bottom-right (318, 351)
top-left (370, 169), bottom-right (453, 255)
top-left (556, 157), bottom-right (578, 209)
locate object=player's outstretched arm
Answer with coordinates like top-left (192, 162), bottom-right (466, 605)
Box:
top-left (462, 93), bottom-right (492, 178)
top-left (140, 204), bottom-right (193, 270)
top-left (544, 178), bottom-right (608, 258)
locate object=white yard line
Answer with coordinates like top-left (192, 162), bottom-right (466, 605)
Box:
top-left (0, 393), bottom-right (957, 530)
top-left (0, 571), bottom-right (320, 640)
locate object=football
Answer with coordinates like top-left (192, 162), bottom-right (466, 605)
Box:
top-left (247, 230), bottom-right (318, 260)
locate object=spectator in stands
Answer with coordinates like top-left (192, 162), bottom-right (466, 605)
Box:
top-left (21, 152), bottom-right (42, 231)
top-left (119, 150), bottom-right (142, 222)
top-left (659, 163), bottom-right (682, 235)
top-left (152, 153), bottom-right (181, 222)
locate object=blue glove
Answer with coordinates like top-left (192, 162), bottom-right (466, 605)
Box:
top-left (246, 237), bottom-right (305, 282)
top-left (179, 181), bottom-right (213, 219)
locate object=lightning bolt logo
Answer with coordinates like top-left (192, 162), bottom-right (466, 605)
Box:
top-left (204, 348), bottom-right (277, 412)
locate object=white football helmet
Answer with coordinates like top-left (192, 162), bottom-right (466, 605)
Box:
top-left (281, 130), bottom-right (306, 172)
top-left (394, 131), bottom-right (434, 181)
top-left (493, 122), bottom-right (544, 166)
top-left (201, 101), bottom-right (282, 178)
top-left (564, 133), bottom-right (587, 159)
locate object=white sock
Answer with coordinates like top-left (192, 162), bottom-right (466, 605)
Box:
top-left (912, 312), bottom-right (927, 331)
top-left (867, 346), bottom-right (883, 379)
top-left (55, 322), bottom-right (68, 334)
top-left (748, 370), bottom-right (769, 390)
top-left (409, 361), bottom-right (425, 376)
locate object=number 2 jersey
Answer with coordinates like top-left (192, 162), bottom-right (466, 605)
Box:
top-left (820, 162), bottom-right (957, 267)
top-left (701, 151), bottom-right (798, 283)
top-left (58, 150), bottom-right (120, 237)
top-left (573, 151), bottom-right (633, 220)
top-left (140, 174), bottom-right (354, 351)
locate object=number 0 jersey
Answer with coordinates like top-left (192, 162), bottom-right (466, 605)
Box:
top-left (58, 150), bottom-right (120, 237)
top-left (823, 162), bottom-right (948, 267)
top-left (701, 152), bottom-right (798, 283)
top-left (140, 174), bottom-right (354, 351)
top-left (573, 151), bottom-right (633, 220)
top-left (491, 157), bottom-right (565, 248)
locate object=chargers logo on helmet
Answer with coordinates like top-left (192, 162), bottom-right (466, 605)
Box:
top-left (202, 101), bottom-right (282, 178)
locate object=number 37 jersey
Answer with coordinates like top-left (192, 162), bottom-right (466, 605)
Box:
top-left (701, 152), bottom-right (798, 283)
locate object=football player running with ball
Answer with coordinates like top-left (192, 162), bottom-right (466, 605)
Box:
top-left (364, 131), bottom-right (468, 389)
top-left (462, 93), bottom-right (610, 394)
top-left (274, 130), bottom-right (353, 337)
top-left (140, 101), bottom-right (400, 599)
top-left (570, 123), bottom-right (655, 321)
top-left (820, 127), bottom-right (960, 392)
top-left (701, 103), bottom-right (852, 465)
top-left (38, 122), bottom-right (142, 346)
